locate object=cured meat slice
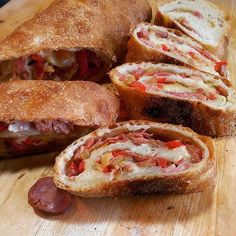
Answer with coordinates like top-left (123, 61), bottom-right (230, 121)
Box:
top-left (28, 177), bottom-right (72, 214)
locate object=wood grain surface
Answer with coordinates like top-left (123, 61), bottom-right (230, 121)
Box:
top-left (0, 0), bottom-right (235, 235)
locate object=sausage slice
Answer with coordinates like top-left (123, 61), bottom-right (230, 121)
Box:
top-left (28, 176), bottom-right (72, 214)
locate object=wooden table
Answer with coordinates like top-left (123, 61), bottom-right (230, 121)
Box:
top-left (0, 0), bottom-right (235, 235)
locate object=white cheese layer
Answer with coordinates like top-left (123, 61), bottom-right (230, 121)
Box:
top-left (75, 140), bottom-right (191, 183)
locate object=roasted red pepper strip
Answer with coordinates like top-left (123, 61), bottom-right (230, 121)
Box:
top-left (161, 44), bottom-right (169, 52)
top-left (214, 61), bottom-right (228, 74)
top-left (156, 158), bottom-right (168, 168)
top-left (129, 81), bottom-right (146, 92)
top-left (67, 161), bottom-right (81, 177)
top-left (67, 160), bottom-right (85, 177)
top-left (166, 140), bottom-right (183, 149)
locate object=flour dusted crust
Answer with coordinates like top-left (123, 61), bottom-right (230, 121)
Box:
top-left (54, 121), bottom-right (215, 197)
top-left (0, 80), bottom-right (120, 127)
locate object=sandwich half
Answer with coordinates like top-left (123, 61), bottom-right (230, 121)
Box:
top-left (0, 80), bottom-right (119, 158)
top-left (54, 121), bottom-right (215, 197)
top-left (126, 23), bottom-right (229, 79)
top-left (155, 0), bottom-right (230, 59)
top-left (109, 62), bottom-right (236, 137)
top-left (0, 0), bottom-right (151, 82)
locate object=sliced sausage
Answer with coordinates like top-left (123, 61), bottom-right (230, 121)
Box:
top-left (28, 176), bottom-right (72, 214)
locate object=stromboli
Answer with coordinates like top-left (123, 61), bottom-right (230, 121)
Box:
top-left (155, 0), bottom-right (230, 59)
top-left (126, 23), bottom-right (229, 79)
top-left (109, 62), bottom-right (236, 137)
top-left (0, 0), bottom-right (151, 82)
top-left (0, 80), bottom-right (119, 158)
top-left (53, 121), bottom-right (215, 197)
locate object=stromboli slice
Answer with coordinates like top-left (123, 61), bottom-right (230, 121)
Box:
top-left (155, 0), bottom-right (230, 59)
top-left (126, 23), bottom-right (229, 79)
top-left (0, 80), bottom-right (119, 158)
top-left (54, 121), bottom-right (215, 197)
top-left (109, 62), bottom-right (236, 137)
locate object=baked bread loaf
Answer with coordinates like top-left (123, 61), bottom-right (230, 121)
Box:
top-left (126, 23), bottom-right (229, 79)
top-left (109, 62), bottom-right (236, 137)
top-left (0, 0), bottom-right (151, 82)
top-left (54, 120), bottom-right (215, 197)
top-left (0, 80), bottom-right (119, 158)
top-left (155, 0), bottom-right (230, 59)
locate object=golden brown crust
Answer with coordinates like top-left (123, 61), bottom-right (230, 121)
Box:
top-left (53, 120), bottom-right (215, 197)
top-left (0, 80), bottom-right (120, 126)
top-left (110, 69), bottom-right (236, 137)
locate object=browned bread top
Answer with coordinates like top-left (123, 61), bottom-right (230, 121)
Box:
top-left (0, 0), bottom-right (151, 61)
top-left (0, 80), bottom-right (120, 126)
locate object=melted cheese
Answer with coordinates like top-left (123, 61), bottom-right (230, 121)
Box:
top-left (90, 141), bottom-right (191, 163)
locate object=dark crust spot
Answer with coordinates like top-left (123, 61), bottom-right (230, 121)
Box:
top-left (143, 97), bottom-right (194, 126)
top-left (0, 19), bottom-right (4, 24)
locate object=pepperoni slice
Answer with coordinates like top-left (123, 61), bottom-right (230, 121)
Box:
top-left (28, 177), bottom-right (72, 214)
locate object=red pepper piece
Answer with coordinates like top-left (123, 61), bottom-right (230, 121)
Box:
top-left (31, 54), bottom-right (44, 63)
top-left (208, 92), bottom-right (217, 100)
top-left (66, 161), bottom-right (81, 177)
top-left (0, 122), bottom-right (8, 132)
top-left (156, 158), bottom-right (168, 168)
top-left (112, 150), bottom-right (123, 157)
top-left (157, 84), bottom-right (164, 90)
top-left (103, 165), bottom-right (114, 173)
top-left (161, 44), bottom-right (169, 52)
top-left (214, 61), bottom-right (228, 74)
top-left (157, 78), bottom-right (167, 83)
top-left (129, 81), bottom-right (146, 92)
top-left (166, 140), bottom-right (183, 149)
top-left (67, 160), bottom-right (85, 177)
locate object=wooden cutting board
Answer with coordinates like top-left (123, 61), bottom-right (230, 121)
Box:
top-left (0, 0), bottom-right (235, 235)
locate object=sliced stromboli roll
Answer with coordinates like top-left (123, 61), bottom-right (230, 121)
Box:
top-left (155, 0), bottom-right (230, 59)
top-left (109, 62), bottom-right (236, 137)
top-left (126, 23), bottom-right (229, 79)
top-left (0, 80), bottom-right (119, 158)
top-left (0, 0), bottom-right (151, 82)
top-left (54, 121), bottom-right (215, 197)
